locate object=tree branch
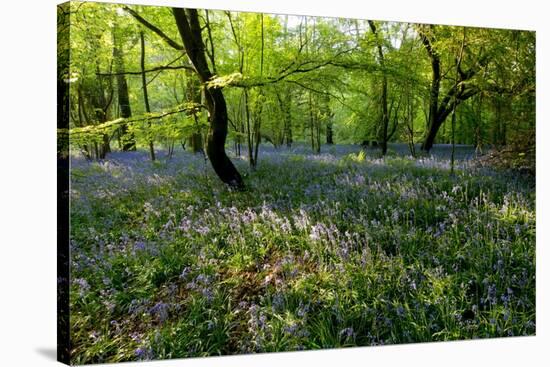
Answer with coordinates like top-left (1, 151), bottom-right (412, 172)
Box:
top-left (123, 6), bottom-right (184, 51)
top-left (417, 25), bottom-right (439, 61)
top-left (97, 64), bottom-right (194, 76)
top-left (229, 48), bottom-right (357, 88)
top-left (62, 102), bottom-right (205, 136)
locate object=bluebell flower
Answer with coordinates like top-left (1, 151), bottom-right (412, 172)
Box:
top-left (134, 241), bottom-right (146, 252)
top-left (339, 327), bottom-right (355, 339)
top-left (149, 302), bottom-right (169, 323)
top-left (135, 346), bottom-right (154, 360)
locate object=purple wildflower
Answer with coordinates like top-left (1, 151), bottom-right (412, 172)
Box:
top-left (340, 327), bottom-right (355, 339)
top-left (149, 302), bottom-right (169, 323)
top-left (134, 241), bottom-right (146, 252)
top-left (135, 346), bottom-right (154, 360)
top-left (74, 278), bottom-right (90, 296)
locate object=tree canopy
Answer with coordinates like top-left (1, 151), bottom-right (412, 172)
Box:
top-left (59, 1), bottom-right (536, 183)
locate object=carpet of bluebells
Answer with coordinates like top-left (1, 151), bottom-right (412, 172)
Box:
top-left (68, 144), bottom-right (535, 364)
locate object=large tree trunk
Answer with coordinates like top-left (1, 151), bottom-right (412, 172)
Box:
top-left (422, 86), bottom-right (478, 152)
top-left (422, 122), bottom-right (438, 152)
top-left (173, 8), bottom-right (244, 189)
top-left (113, 26), bottom-right (136, 151)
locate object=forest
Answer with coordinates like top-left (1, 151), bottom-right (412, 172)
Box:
top-left (57, 1), bottom-right (535, 364)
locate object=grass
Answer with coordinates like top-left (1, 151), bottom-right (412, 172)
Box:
top-left (67, 143), bottom-right (535, 364)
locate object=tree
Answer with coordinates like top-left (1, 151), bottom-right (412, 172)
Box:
top-left (368, 21), bottom-right (390, 155)
top-left (112, 23), bottom-right (136, 151)
top-left (172, 8), bottom-right (244, 188)
top-left (140, 31), bottom-right (156, 161)
top-left (417, 25), bottom-right (483, 152)
top-left (185, 70), bottom-right (204, 153)
top-left (66, 3), bottom-right (535, 176)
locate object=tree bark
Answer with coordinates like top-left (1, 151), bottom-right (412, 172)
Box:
top-left (285, 102), bottom-right (293, 147)
top-left (140, 31), bottom-right (156, 161)
top-left (113, 26), bottom-right (136, 151)
top-left (418, 26), bottom-right (480, 152)
top-left (85, 65), bottom-right (114, 160)
top-left (419, 26), bottom-right (441, 152)
top-left (368, 21), bottom-right (389, 155)
top-left (173, 8), bottom-right (244, 189)
top-left (254, 112), bottom-right (261, 166)
top-left (244, 89), bottom-right (254, 168)
top-left (92, 65), bottom-right (112, 159)
top-left (451, 29), bottom-right (466, 175)
top-left (326, 121), bottom-right (334, 144)
top-left (276, 90), bottom-right (293, 147)
top-left (309, 92), bottom-right (316, 152)
top-left (185, 70), bottom-right (203, 153)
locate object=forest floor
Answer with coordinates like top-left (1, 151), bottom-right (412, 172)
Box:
top-left (68, 143), bottom-right (535, 363)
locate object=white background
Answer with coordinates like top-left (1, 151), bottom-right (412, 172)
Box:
top-left (0, 0), bottom-right (547, 366)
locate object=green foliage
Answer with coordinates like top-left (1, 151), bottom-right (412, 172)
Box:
top-left (64, 1), bottom-right (534, 158)
top-left (63, 102), bottom-right (203, 151)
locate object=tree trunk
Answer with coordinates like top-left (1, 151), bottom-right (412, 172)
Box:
top-left (475, 92), bottom-right (483, 154)
top-left (326, 121), bottom-right (334, 144)
top-left (380, 77), bottom-right (389, 156)
top-left (285, 94), bottom-right (293, 147)
top-left (92, 60), bottom-right (112, 159)
top-left (113, 25), bottom-right (136, 151)
top-left (369, 21), bottom-right (389, 156)
top-left (140, 31), bottom-right (156, 161)
top-left (173, 8), bottom-right (244, 189)
top-left (309, 92), bottom-right (315, 152)
top-left (421, 118), bottom-right (439, 152)
top-left (76, 86), bottom-right (92, 158)
top-left (420, 30), bottom-right (441, 153)
top-left (190, 132), bottom-right (203, 153)
top-left (277, 90), bottom-right (293, 147)
top-left (501, 101), bottom-right (508, 146)
top-left (418, 26), bottom-right (479, 152)
top-left (254, 113), bottom-right (261, 166)
top-left (316, 117), bottom-right (321, 153)
top-left (185, 70), bottom-right (203, 153)
top-left (244, 88), bottom-right (254, 168)
top-left (451, 28), bottom-right (467, 175)
top-left (253, 14), bottom-right (264, 164)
